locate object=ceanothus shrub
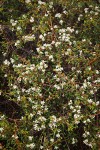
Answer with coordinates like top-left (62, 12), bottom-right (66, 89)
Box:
top-left (1, 0), bottom-right (100, 149)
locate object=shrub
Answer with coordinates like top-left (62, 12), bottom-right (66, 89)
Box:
top-left (0, 0), bottom-right (100, 149)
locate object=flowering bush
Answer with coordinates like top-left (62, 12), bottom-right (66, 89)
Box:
top-left (0, 0), bottom-right (100, 149)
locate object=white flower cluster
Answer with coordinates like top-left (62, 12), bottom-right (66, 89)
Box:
top-left (38, 60), bottom-right (48, 72)
top-left (0, 127), bottom-right (4, 133)
top-left (30, 16), bottom-right (34, 23)
top-left (68, 100), bottom-right (82, 124)
top-left (25, 0), bottom-right (31, 4)
top-left (3, 58), bottom-right (14, 66)
top-left (83, 138), bottom-right (94, 148)
top-left (33, 116), bottom-right (46, 131)
top-left (55, 13), bottom-right (62, 18)
top-left (49, 115), bottom-right (57, 129)
top-left (38, 0), bottom-right (46, 5)
top-left (54, 65), bottom-right (63, 72)
top-left (39, 34), bottom-right (45, 41)
top-left (36, 43), bottom-right (52, 54)
top-left (27, 100), bottom-right (48, 131)
top-left (58, 28), bottom-right (70, 42)
top-left (15, 40), bottom-right (20, 47)
top-left (22, 34), bottom-right (35, 42)
top-left (3, 59), bottom-right (10, 66)
top-left (10, 19), bottom-right (18, 26)
top-left (12, 134), bottom-right (18, 139)
top-left (72, 138), bottom-right (77, 144)
top-left (26, 143), bottom-right (35, 149)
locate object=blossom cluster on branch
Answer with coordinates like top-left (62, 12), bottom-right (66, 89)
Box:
top-left (0, 0), bottom-right (100, 149)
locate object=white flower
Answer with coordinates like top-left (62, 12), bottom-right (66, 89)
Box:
top-left (55, 13), bottom-right (61, 18)
top-left (38, 116), bottom-right (46, 122)
top-left (38, 0), bottom-right (46, 5)
top-left (96, 101), bottom-right (99, 106)
top-left (54, 25), bottom-right (58, 29)
top-left (28, 136), bottom-right (33, 141)
top-left (77, 110), bottom-right (80, 114)
top-left (12, 134), bottom-right (18, 139)
top-left (12, 22), bottom-right (17, 26)
top-left (50, 138), bottom-right (54, 142)
top-left (86, 119), bottom-right (91, 123)
top-left (54, 65), bottom-right (63, 72)
top-left (10, 58), bottom-right (15, 63)
top-left (22, 34), bottom-right (35, 42)
top-left (59, 20), bottom-right (63, 25)
top-left (54, 146), bottom-right (59, 149)
top-left (54, 84), bottom-right (61, 90)
top-left (56, 133), bottom-right (60, 138)
top-left (49, 2), bottom-right (53, 6)
top-left (10, 19), bottom-right (18, 26)
top-left (95, 12), bottom-right (98, 15)
top-left (83, 133), bottom-right (87, 138)
top-left (70, 106), bottom-right (74, 110)
top-left (78, 17), bottom-right (81, 21)
top-left (17, 26), bottom-right (21, 31)
top-left (49, 3), bottom-right (53, 8)
top-left (30, 17), bottom-right (34, 22)
top-left (25, 0), bottom-right (31, 4)
top-left (72, 138), bottom-right (77, 144)
top-left (0, 128), bottom-right (4, 132)
top-left (86, 132), bottom-right (90, 135)
top-left (3, 60), bottom-right (10, 66)
top-left (63, 10), bottom-right (67, 14)
top-left (68, 100), bottom-right (73, 105)
top-left (40, 145), bottom-right (44, 149)
top-left (82, 39), bottom-right (86, 42)
top-left (83, 82), bottom-right (87, 89)
top-left (30, 113), bottom-right (34, 118)
top-left (75, 30), bottom-right (79, 34)
top-left (96, 70), bottom-right (99, 74)
top-left (51, 41), bottom-right (55, 45)
top-left (50, 115), bottom-right (57, 122)
top-left (74, 114), bottom-right (80, 119)
top-left (84, 8), bottom-right (89, 13)
top-left (26, 143), bottom-right (35, 149)
top-left (45, 13), bottom-right (48, 17)
top-left (41, 79), bottom-right (44, 83)
top-left (32, 26), bottom-right (35, 30)
top-left (83, 139), bottom-right (88, 145)
top-left (55, 42), bottom-right (61, 47)
top-left (13, 85), bottom-right (17, 89)
top-left (4, 74), bottom-right (7, 77)
top-left (10, 19), bottom-right (14, 23)
top-left (41, 101), bottom-right (45, 105)
top-left (67, 27), bottom-right (74, 33)
top-left (15, 40), bottom-right (20, 46)
top-left (39, 35), bottom-right (45, 41)
top-left (87, 76), bottom-right (91, 80)
top-left (90, 90), bottom-right (94, 94)
top-left (49, 55), bottom-right (54, 61)
top-left (36, 47), bottom-right (40, 53)
top-left (87, 99), bottom-right (93, 103)
top-left (3, 52), bottom-right (6, 56)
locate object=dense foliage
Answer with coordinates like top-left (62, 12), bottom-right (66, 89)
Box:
top-left (0, 0), bottom-right (100, 149)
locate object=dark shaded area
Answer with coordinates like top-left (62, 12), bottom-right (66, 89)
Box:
top-left (57, 123), bottom-right (92, 150)
top-left (0, 138), bottom-right (18, 150)
top-left (1, 0), bottom-right (28, 22)
top-left (17, 41), bottom-right (38, 59)
top-left (0, 95), bottom-right (24, 120)
top-left (71, 122), bottom-right (91, 150)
